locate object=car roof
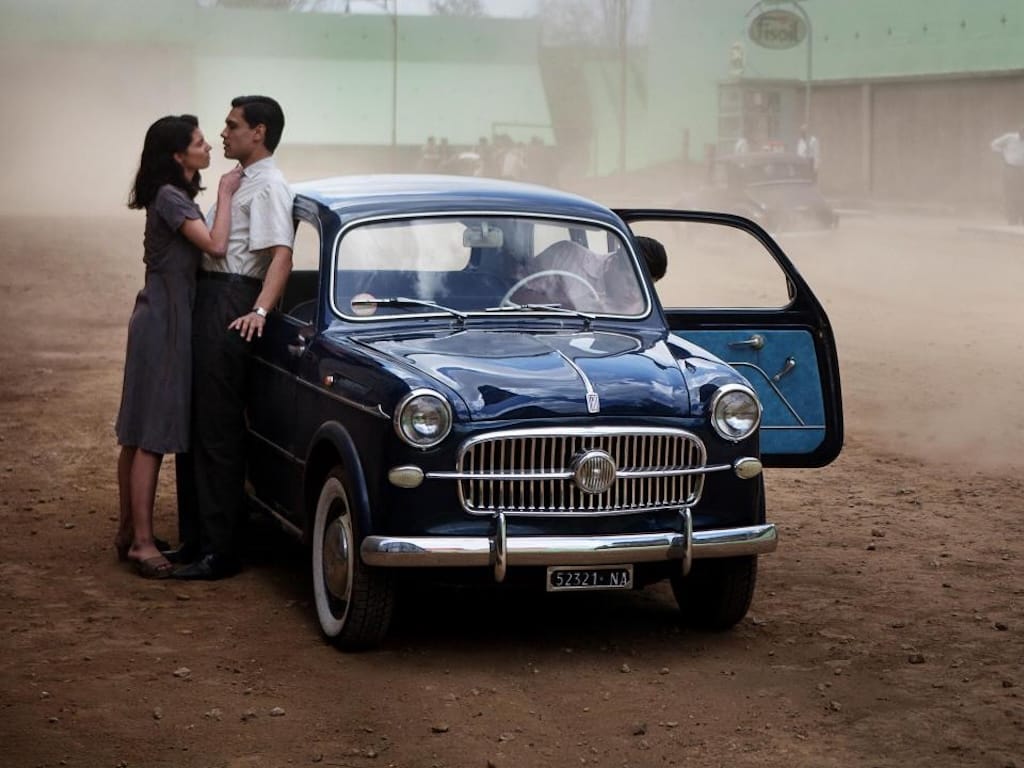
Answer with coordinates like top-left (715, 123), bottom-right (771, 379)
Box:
top-left (291, 174), bottom-right (621, 223)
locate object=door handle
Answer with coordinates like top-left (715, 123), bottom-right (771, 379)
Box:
top-left (728, 334), bottom-right (765, 350)
top-left (287, 333), bottom-right (308, 358)
top-left (772, 356), bottom-right (796, 382)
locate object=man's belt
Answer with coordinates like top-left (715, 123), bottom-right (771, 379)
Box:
top-left (198, 271), bottom-right (263, 288)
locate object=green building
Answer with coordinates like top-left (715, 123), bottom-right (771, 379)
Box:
top-left (2, 0), bottom-right (1023, 213)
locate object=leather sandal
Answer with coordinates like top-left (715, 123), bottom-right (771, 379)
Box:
top-left (129, 555), bottom-right (174, 580)
top-left (115, 536), bottom-right (172, 562)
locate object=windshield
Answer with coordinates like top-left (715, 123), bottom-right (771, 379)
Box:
top-left (333, 216), bottom-right (648, 319)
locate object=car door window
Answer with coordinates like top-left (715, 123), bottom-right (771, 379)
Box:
top-left (283, 219), bottom-right (320, 322)
top-left (628, 220), bottom-right (789, 308)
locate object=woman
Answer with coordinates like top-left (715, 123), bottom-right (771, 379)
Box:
top-left (114, 114), bottom-right (241, 578)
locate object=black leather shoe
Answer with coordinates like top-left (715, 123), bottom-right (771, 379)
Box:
top-left (171, 553), bottom-right (241, 581)
top-left (162, 543), bottom-right (200, 565)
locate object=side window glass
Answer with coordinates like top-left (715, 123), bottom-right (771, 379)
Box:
top-left (628, 220), bottom-right (789, 308)
top-left (283, 219), bottom-right (320, 322)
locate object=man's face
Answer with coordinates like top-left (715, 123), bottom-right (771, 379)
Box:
top-left (221, 106), bottom-right (262, 162)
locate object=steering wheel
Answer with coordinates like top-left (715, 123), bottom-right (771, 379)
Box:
top-left (499, 269), bottom-right (601, 308)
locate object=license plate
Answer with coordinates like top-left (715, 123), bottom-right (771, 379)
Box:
top-left (546, 565), bottom-right (633, 592)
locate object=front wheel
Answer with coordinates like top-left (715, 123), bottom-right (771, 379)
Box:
top-left (671, 555), bottom-right (758, 631)
top-left (311, 467), bottom-right (394, 650)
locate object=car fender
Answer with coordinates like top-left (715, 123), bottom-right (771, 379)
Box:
top-left (302, 421), bottom-right (373, 544)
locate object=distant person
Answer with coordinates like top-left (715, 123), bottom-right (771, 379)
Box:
top-left (418, 136), bottom-right (440, 172)
top-left (501, 139), bottom-right (527, 181)
top-left (635, 235), bottom-right (667, 283)
top-left (733, 136), bottom-right (750, 156)
top-left (115, 114), bottom-right (241, 578)
top-left (173, 96), bottom-right (294, 581)
top-left (438, 137), bottom-right (452, 171)
top-left (796, 124), bottom-right (820, 178)
top-left (990, 125), bottom-right (1024, 224)
top-left (526, 136), bottom-right (548, 185)
top-left (475, 136), bottom-right (497, 177)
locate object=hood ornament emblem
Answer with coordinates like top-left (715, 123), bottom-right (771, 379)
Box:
top-left (554, 350), bottom-right (601, 415)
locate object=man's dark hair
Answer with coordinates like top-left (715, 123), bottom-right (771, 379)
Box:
top-left (128, 114), bottom-right (202, 209)
top-left (635, 235), bottom-right (667, 282)
top-left (232, 95), bottom-right (286, 153)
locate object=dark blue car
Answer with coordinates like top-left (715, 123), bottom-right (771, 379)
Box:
top-left (248, 175), bottom-right (843, 650)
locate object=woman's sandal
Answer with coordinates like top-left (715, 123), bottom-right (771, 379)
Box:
top-left (129, 555), bottom-right (174, 580)
top-left (115, 536), bottom-right (172, 562)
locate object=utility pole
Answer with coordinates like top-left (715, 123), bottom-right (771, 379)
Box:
top-left (617, 0), bottom-right (628, 176)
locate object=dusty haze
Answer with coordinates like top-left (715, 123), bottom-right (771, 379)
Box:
top-left (1, 7), bottom-right (1023, 766)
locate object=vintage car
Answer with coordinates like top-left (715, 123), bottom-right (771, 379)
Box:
top-left (247, 175), bottom-right (843, 650)
top-left (700, 152), bottom-right (838, 231)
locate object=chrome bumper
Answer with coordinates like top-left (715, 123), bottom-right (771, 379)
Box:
top-left (360, 509), bottom-right (777, 582)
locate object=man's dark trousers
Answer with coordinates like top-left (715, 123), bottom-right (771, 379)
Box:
top-left (176, 273), bottom-right (261, 561)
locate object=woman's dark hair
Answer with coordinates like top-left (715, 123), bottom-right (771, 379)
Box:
top-left (128, 114), bottom-right (202, 210)
top-left (232, 95), bottom-right (285, 153)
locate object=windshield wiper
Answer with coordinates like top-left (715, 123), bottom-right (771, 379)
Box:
top-left (351, 296), bottom-right (467, 324)
top-left (484, 302), bottom-right (594, 329)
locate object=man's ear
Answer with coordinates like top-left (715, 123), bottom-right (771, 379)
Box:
top-left (253, 123), bottom-right (266, 145)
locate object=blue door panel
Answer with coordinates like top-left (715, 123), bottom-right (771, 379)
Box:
top-left (682, 328), bottom-right (825, 455)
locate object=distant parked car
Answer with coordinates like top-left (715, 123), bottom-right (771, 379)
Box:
top-left (247, 174), bottom-right (844, 650)
top-left (702, 152), bottom-right (838, 231)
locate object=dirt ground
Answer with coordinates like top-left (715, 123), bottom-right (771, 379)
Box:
top-left (1, 212), bottom-right (1022, 768)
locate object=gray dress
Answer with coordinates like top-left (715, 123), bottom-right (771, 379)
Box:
top-left (115, 184), bottom-right (202, 453)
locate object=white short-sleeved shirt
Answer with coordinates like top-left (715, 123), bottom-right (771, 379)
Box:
top-left (201, 156), bottom-right (295, 279)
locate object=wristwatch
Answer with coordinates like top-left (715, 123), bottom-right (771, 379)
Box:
top-left (253, 306), bottom-right (268, 318)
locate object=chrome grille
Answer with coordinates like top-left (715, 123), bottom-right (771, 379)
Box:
top-left (455, 427), bottom-right (707, 516)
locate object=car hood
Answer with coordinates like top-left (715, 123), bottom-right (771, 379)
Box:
top-left (355, 328), bottom-right (690, 421)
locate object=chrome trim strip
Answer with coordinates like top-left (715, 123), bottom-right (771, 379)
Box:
top-left (554, 349), bottom-right (599, 414)
top-left (247, 493), bottom-right (304, 539)
top-left (360, 523), bottom-right (776, 570)
top-left (327, 210), bottom-right (654, 322)
top-left (691, 524), bottom-right (778, 558)
top-left (251, 356), bottom-right (390, 420)
top-left (426, 463), bottom-right (735, 482)
top-left (493, 512), bottom-right (507, 582)
top-left (730, 362), bottom-right (806, 426)
top-left (680, 508), bottom-right (693, 576)
top-left (248, 427), bottom-right (304, 465)
top-left (457, 424), bottom-right (702, 443)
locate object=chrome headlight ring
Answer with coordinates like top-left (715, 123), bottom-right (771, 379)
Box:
top-left (710, 383), bottom-right (762, 443)
top-left (393, 389), bottom-right (453, 449)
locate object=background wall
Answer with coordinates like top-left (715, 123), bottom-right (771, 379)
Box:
top-left (3, 0), bottom-right (1024, 215)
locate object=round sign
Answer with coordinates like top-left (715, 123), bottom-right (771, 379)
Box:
top-left (749, 9), bottom-right (807, 50)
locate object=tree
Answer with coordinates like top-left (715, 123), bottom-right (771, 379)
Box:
top-left (539, 0), bottom-right (646, 47)
top-left (429, 0), bottom-right (484, 17)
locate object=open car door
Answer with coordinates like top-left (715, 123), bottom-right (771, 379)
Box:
top-left (617, 209), bottom-right (843, 468)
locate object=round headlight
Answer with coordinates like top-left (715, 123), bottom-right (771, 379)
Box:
top-left (394, 389), bottom-right (452, 449)
top-left (710, 384), bottom-right (761, 442)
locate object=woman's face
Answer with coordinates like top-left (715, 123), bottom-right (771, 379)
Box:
top-left (175, 128), bottom-right (212, 177)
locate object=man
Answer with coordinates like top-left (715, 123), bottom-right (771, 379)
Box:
top-left (990, 126), bottom-right (1024, 225)
top-left (796, 124), bottom-right (820, 179)
top-left (173, 95), bottom-right (294, 580)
